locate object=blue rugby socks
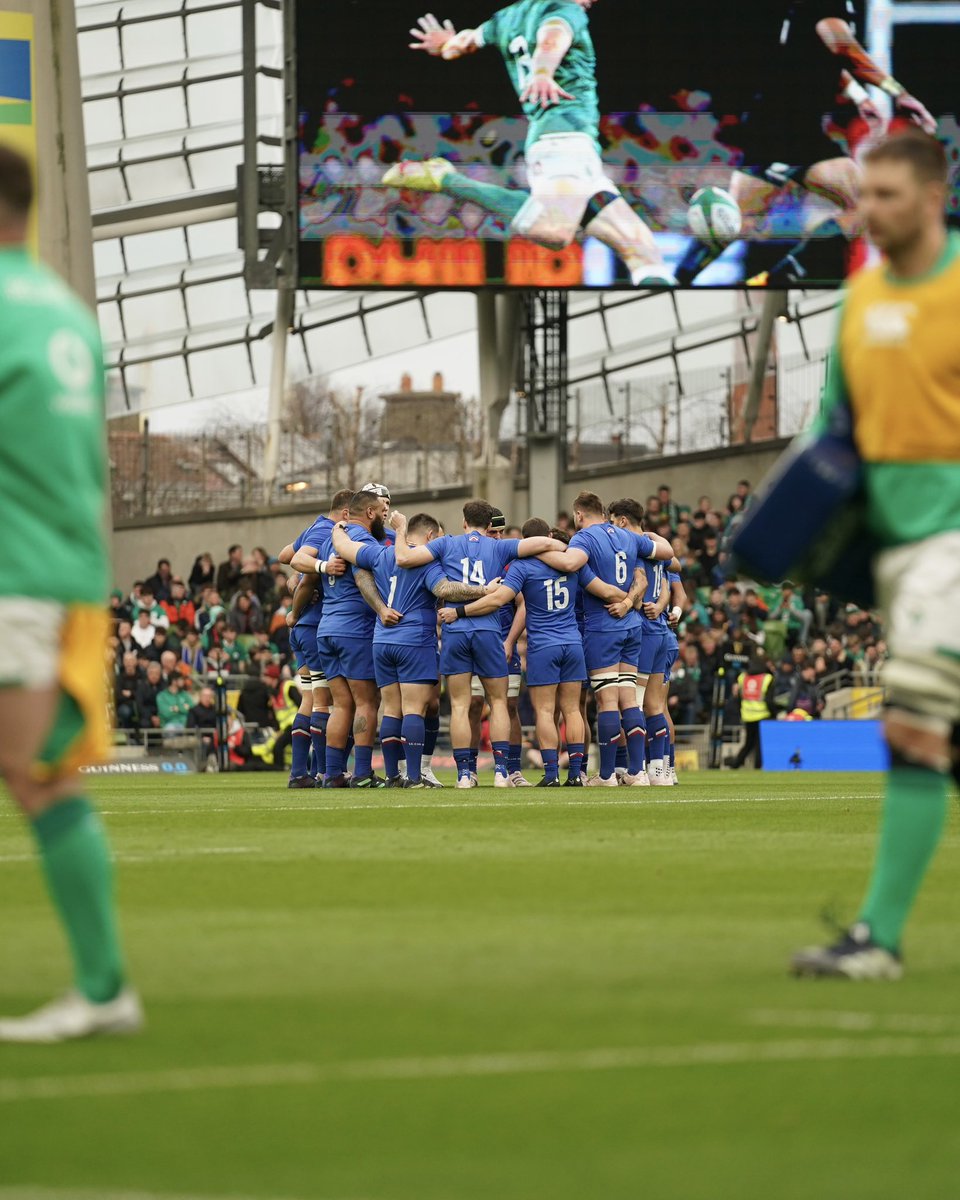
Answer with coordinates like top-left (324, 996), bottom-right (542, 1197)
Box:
top-left (291, 714), bottom-right (312, 779)
top-left (402, 715), bottom-right (426, 783)
top-left (597, 711), bottom-right (622, 780)
top-left (380, 715), bottom-right (403, 779)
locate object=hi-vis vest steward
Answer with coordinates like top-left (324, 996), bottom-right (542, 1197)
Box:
top-left (739, 672), bottom-right (771, 723)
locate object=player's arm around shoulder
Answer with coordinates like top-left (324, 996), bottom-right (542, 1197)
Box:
top-left (438, 582), bottom-right (517, 625)
top-left (331, 521), bottom-right (377, 567)
top-left (433, 578), bottom-right (489, 603)
top-left (390, 511), bottom-right (438, 568)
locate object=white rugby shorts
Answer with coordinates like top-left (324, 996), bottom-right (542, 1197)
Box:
top-left (513, 132), bottom-right (618, 237)
top-left (0, 598), bottom-right (65, 689)
top-left (876, 530), bottom-right (960, 726)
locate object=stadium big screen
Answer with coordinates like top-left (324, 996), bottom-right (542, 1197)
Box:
top-left (297, 0), bottom-right (960, 289)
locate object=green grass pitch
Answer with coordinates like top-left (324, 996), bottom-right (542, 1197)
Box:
top-left (1, 772), bottom-right (959, 1200)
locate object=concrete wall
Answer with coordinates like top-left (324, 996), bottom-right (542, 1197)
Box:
top-left (112, 490), bottom-right (473, 588)
top-left (109, 444), bottom-right (782, 587)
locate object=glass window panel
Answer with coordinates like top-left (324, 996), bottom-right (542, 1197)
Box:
top-left (187, 345), bottom-right (255, 397)
top-left (121, 289), bottom-right (189, 342)
top-left (122, 89), bottom-right (187, 139)
top-left (185, 277), bottom-right (250, 325)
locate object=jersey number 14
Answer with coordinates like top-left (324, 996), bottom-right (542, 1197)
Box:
top-left (460, 558), bottom-right (486, 587)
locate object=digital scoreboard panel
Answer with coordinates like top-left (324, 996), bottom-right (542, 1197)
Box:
top-left (297, 0), bottom-right (960, 289)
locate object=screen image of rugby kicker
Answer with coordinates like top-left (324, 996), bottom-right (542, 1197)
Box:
top-left (297, 0), bottom-right (959, 290)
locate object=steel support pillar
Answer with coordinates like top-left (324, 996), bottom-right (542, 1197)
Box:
top-left (473, 291), bottom-right (523, 517)
top-left (522, 291), bottom-right (568, 521)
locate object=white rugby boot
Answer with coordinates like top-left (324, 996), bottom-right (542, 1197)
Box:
top-left (0, 988), bottom-right (144, 1044)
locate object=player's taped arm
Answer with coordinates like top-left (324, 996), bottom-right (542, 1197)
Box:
top-left (290, 546), bottom-right (321, 574)
top-left (669, 575), bottom-right (686, 617)
top-left (518, 20), bottom-right (575, 106)
top-left (538, 547), bottom-right (588, 573)
top-left (531, 19), bottom-right (573, 76)
top-left (440, 26), bottom-right (484, 60)
top-left (647, 533), bottom-right (675, 561)
top-left (433, 580), bottom-right (488, 603)
top-left (354, 568), bottom-right (387, 618)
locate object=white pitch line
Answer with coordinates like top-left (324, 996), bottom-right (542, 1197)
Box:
top-left (86, 793), bottom-right (877, 818)
top-left (2, 1036), bottom-right (960, 1104)
top-left (747, 1009), bottom-right (960, 1034)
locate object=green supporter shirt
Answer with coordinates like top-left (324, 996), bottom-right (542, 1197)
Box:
top-left (0, 247), bottom-right (109, 603)
top-left (479, 0), bottom-right (600, 152)
top-left (156, 688), bottom-right (193, 729)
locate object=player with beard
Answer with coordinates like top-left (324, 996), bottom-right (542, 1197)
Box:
top-left (674, 0), bottom-right (936, 288)
top-left (278, 490), bottom-right (351, 787)
top-left (292, 491), bottom-right (397, 788)
top-left (384, 0), bottom-right (676, 286)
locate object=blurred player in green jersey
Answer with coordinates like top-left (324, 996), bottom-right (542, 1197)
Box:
top-left (383, 1), bottom-right (676, 286)
top-left (792, 131), bottom-right (959, 979)
top-left (0, 145), bottom-right (142, 1042)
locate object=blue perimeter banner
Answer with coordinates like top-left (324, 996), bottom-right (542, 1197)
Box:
top-left (761, 720), bottom-right (888, 772)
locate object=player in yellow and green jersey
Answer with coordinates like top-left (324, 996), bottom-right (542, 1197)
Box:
top-left (792, 130), bottom-right (960, 980)
top-left (382, 1), bottom-right (676, 286)
top-left (0, 145), bottom-right (142, 1041)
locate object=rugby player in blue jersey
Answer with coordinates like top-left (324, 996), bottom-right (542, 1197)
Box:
top-left (440, 516), bottom-right (629, 786)
top-left (542, 491), bottom-right (673, 785)
top-left (393, 500), bottom-right (567, 787)
top-left (332, 512), bottom-right (489, 787)
top-left (293, 491), bottom-right (399, 788)
top-left (278, 490), bottom-right (351, 787)
top-left (609, 498), bottom-right (672, 786)
top-left (469, 508), bottom-right (530, 786)
top-left (662, 565), bottom-right (686, 786)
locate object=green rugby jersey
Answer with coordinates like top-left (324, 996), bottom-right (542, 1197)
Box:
top-left (0, 247), bottom-right (109, 604)
top-left (479, 0), bottom-right (601, 152)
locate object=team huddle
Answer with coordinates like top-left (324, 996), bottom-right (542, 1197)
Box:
top-left (281, 485), bottom-right (683, 789)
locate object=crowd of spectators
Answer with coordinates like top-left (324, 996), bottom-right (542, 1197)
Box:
top-left (108, 479), bottom-right (888, 748)
top-left (109, 545), bottom-right (298, 741)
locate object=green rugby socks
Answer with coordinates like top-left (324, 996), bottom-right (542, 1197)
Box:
top-left (442, 173), bottom-right (528, 223)
top-left (32, 796), bottom-right (125, 1003)
top-left (858, 765), bottom-right (949, 952)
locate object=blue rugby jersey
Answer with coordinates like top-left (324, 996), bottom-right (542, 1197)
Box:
top-left (355, 542), bottom-right (446, 646)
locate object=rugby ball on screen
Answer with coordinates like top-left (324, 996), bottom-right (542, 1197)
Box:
top-left (687, 186), bottom-right (742, 252)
